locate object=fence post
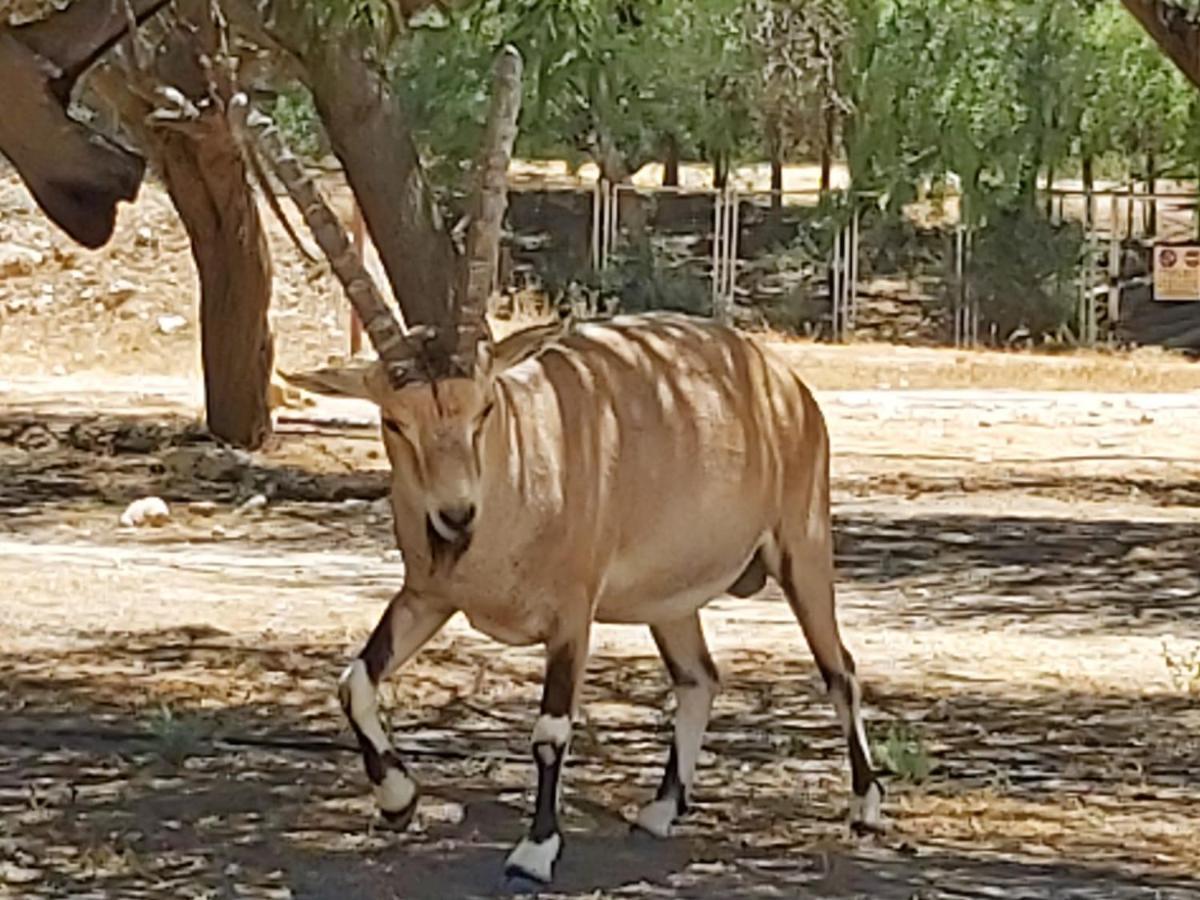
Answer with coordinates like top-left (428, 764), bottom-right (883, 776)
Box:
top-left (1108, 193), bottom-right (1121, 328)
top-left (725, 187), bottom-right (739, 324)
top-left (711, 188), bottom-right (724, 318)
top-left (591, 178), bottom-right (602, 270)
top-left (849, 201), bottom-right (860, 333)
top-left (831, 218), bottom-right (842, 342)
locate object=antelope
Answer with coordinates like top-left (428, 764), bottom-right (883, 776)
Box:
top-left (292, 309), bottom-right (884, 886)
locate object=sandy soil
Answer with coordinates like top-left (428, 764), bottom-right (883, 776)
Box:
top-left (2, 170), bottom-right (1200, 899)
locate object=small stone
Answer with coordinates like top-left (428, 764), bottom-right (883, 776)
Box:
top-left (156, 314), bottom-right (187, 335)
top-left (190, 501), bottom-right (219, 517)
top-left (104, 278), bottom-right (139, 308)
top-left (0, 242), bottom-right (43, 276)
top-left (0, 862), bottom-right (41, 885)
top-left (135, 226), bottom-right (157, 248)
top-left (119, 496), bottom-right (171, 528)
top-left (236, 493), bottom-right (268, 515)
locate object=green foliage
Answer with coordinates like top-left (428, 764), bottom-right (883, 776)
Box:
top-left (958, 203), bottom-right (1085, 344)
top-left (268, 89), bottom-right (324, 160)
top-left (872, 722), bottom-right (933, 784)
top-left (590, 243), bottom-right (711, 316)
top-left (145, 704), bottom-right (207, 768)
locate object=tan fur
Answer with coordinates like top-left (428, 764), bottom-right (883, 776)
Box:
top-left (307, 313), bottom-right (878, 881)
top-left (301, 313), bottom-right (837, 647)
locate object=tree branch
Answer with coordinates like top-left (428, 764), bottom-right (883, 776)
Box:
top-left (460, 45), bottom-right (523, 332)
top-left (1120, 0), bottom-right (1200, 91)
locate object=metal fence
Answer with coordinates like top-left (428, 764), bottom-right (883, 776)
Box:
top-left (583, 177), bottom-right (1200, 349)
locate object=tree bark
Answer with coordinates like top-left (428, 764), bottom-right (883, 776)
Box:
top-left (767, 117), bottom-right (783, 213)
top-left (0, 0), bottom-right (170, 247)
top-left (1146, 150), bottom-right (1158, 237)
top-left (172, 118), bottom-right (275, 449)
top-left (461, 46), bottom-right (523, 330)
top-left (713, 151), bottom-right (729, 190)
top-left (91, 4), bottom-right (275, 449)
top-left (820, 105), bottom-right (836, 195)
top-left (663, 133), bottom-right (680, 187)
top-left (1121, 1), bottom-right (1200, 89)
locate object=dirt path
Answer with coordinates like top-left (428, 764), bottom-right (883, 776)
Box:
top-left (2, 374), bottom-right (1198, 899)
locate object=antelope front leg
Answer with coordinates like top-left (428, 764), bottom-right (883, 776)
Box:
top-left (504, 629), bottom-right (589, 885)
top-left (339, 591), bottom-right (450, 827)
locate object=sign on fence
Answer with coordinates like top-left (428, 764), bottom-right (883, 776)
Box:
top-left (1152, 244), bottom-right (1200, 301)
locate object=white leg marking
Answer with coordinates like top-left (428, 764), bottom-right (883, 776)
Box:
top-left (341, 660), bottom-right (417, 814)
top-left (633, 678), bottom-right (716, 835)
top-left (634, 798), bottom-right (678, 838)
top-left (850, 780), bottom-right (884, 828)
top-left (673, 681), bottom-right (715, 788)
top-left (375, 767), bottom-right (417, 814)
top-left (341, 660), bottom-right (390, 753)
top-left (532, 714), bottom-right (571, 748)
top-left (848, 678), bottom-right (874, 770)
top-left (505, 834), bottom-right (562, 883)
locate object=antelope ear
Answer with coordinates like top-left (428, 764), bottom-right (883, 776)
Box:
top-left (281, 362), bottom-right (388, 403)
top-left (475, 337), bottom-right (495, 378)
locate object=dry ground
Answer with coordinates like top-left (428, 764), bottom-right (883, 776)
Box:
top-left (2, 170), bottom-right (1200, 899)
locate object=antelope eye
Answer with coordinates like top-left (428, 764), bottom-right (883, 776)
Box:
top-left (382, 417), bottom-right (403, 436)
top-left (478, 400), bottom-right (496, 422)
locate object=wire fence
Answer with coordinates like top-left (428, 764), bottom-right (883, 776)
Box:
top-left (575, 177), bottom-right (1200, 350)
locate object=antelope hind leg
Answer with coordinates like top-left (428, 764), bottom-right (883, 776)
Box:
top-left (634, 612), bottom-right (720, 838)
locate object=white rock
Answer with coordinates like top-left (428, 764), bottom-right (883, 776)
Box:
top-left (119, 496), bottom-right (171, 528)
top-left (236, 493), bottom-right (268, 515)
top-left (0, 242), bottom-right (43, 276)
top-left (156, 314), bottom-right (187, 335)
top-left (106, 278), bottom-right (139, 303)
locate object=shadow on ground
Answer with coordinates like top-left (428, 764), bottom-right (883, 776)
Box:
top-left (1, 628), bottom-right (1196, 898)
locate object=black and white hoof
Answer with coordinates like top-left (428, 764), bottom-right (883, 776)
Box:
top-left (632, 797), bottom-right (682, 839)
top-left (503, 834), bottom-right (562, 886)
top-left (849, 780), bottom-right (886, 835)
top-left (374, 769), bottom-right (420, 831)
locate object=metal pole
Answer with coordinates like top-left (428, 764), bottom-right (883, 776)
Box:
top-left (725, 188), bottom-right (740, 323)
top-left (835, 223), bottom-right (844, 340)
top-left (849, 203), bottom-right (860, 332)
top-left (711, 189), bottom-right (723, 314)
top-left (591, 178), bottom-right (602, 270)
top-left (954, 222), bottom-right (964, 348)
top-left (608, 182), bottom-right (619, 263)
top-left (1108, 193), bottom-right (1120, 326)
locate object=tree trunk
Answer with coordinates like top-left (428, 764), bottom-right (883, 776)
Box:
top-left (1121, 1), bottom-right (1200, 90)
top-left (461, 46), bottom-right (523, 329)
top-left (767, 117), bottom-right (783, 213)
top-left (820, 105), bottom-right (836, 195)
top-left (1044, 165), bottom-right (1054, 219)
top-left (167, 122), bottom-right (275, 449)
top-left (713, 151), bottom-right (728, 190)
top-left (1082, 155), bottom-right (1095, 234)
top-left (91, 4), bottom-right (274, 449)
top-left (1146, 150), bottom-right (1158, 237)
top-left (663, 133), bottom-right (680, 187)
